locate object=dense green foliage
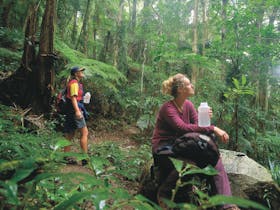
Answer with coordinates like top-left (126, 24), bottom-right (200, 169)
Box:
top-left (0, 105), bottom-right (269, 209)
top-left (0, 0), bottom-right (279, 208)
top-left (0, 105), bottom-right (154, 209)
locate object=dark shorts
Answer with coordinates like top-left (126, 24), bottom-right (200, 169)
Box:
top-left (64, 114), bottom-right (86, 133)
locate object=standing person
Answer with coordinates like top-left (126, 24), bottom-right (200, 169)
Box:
top-left (64, 66), bottom-right (88, 166)
top-left (152, 73), bottom-right (239, 210)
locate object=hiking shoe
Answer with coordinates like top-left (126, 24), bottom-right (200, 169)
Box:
top-left (64, 157), bottom-right (77, 165)
top-left (81, 159), bottom-right (88, 166)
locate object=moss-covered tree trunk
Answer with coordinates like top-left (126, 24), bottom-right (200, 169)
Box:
top-left (33, 0), bottom-right (56, 113)
top-left (0, 0), bottom-right (56, 114)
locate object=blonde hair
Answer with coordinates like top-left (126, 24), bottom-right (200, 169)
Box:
top-left (162, 73), bottom-right (188, 97)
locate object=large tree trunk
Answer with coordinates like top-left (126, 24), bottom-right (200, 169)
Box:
top-left (33, 0), bottom-right (56, 113)
top-left (0, 3), bottom-right (38, 106)
top-left (0, 0), bottom-right (56, 114)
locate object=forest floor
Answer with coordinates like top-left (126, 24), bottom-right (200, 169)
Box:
top-left (60, 125), bottom-right (143, 196)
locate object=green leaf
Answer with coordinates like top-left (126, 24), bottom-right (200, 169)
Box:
top-left (169, 157), bottom-right (184, 172)
top-left (232, 78), bottom-right (240, 89)
top-left (134, 194), bottom-right (161, 209)
top-left (90, 156), bottom-right (110, 175)
top-left (241, 74), bottom-right (247, 86)
top-left (53, 139), bottom-right (72, 151)
top-left (182, 165), bottom-right (218, 177)
top-left (54, 191), bottom-right (93, 210)
top-left (209, 195), bottom-right (269, 210)
top-left (0, 180), bottom-right (19, 205)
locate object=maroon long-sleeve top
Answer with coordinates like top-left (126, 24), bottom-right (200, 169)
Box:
top-left (152, 100), bottom-right (214, 153)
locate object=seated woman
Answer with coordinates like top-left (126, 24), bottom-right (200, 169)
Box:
top-left (152, 73), bottom-right (239, 210)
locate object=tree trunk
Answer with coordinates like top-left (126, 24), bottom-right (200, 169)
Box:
top-left (92, 2), bottom-right (101, 59)
top-left (221, 0), bottom-right (228, 42)
top-left (0, 3), bottom-right (38, 106)
top-left (0, 0), bottom-right (56, 114)
top-left (113, 0), bottom-right (128, 74)
top-left (1, 1), bottom-right (15, 27)
top-left (191, 0), bottom-right (199, 85)
top-left (32, 0), bottom-right (56, 113)
top-left (130, 0), bottom-right (137, 33)
top-left (254, 4), bottom-right (265, 131)
top-left (99, 31), bottom-right (111, 62)
top-left (201, 0), bottom-right (208, 56)
top-left (71, 10), bottom-right (78, 44)
top-left (76, 0), bottom-right (92, 55)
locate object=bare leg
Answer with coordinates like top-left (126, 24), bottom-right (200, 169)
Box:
top-left (79, 126), bottom-right (88, 153)
top-left (64, 132), bottom-right (75, 152)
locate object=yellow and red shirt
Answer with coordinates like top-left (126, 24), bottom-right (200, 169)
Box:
top-left (66, 79), bottom-right (83, 102)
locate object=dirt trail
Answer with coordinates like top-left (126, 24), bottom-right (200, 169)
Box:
top-left (60, 127), bottom-right (141, 194)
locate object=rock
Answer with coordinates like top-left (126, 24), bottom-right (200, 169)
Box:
top-left (220, 149), bottom-right (272, 182)
top-left (220, 149), bottom-right (280, 209)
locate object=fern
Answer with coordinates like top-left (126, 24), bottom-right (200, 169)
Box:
top-left (54, 39), bottom-right (126, 93)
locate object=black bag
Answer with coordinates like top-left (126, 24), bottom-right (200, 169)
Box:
top-left (172, 132), bottom-right (219, 168)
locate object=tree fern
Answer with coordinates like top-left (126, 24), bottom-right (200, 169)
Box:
top-left (55, 39), bottom-right (126, 93)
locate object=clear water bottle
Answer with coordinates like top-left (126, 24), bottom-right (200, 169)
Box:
top-left (198, 102), bottom-right (210, 127)
top-left (83, 92), bottom-right (91, 104)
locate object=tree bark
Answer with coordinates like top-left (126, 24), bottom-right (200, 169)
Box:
top-left (33, 0), bottom-right (56, 113)
top-left (201, 0), bottom-right (208, 56)
top-left (99, 31), bottom-right (111, 62)
top-left (130, 0), bottom-right (137, 33)
top-left (221, 0), bottom-right (228, 42)
top-left (0, 0), bottom-right (56, 114)
top-left (191, 0), bottom-right (199, 85)
top-left (92, 1), bottom-right (101, 59)
top-left (76, 0), bottom-right (92, 55)
top-left (71, 10), bottom-right (78, 44)
top-left (113, 0), bottom-right (128, 74)
top-left (1, 1), bottom-right (15, 27)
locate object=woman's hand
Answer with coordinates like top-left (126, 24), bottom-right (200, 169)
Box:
top-left (75, 110), bottom-right (83, 119)
top-left (214, 126), bottom-right (229, 143)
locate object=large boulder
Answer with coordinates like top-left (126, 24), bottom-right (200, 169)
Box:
top-left (220, 149), bottom-right (280, 209)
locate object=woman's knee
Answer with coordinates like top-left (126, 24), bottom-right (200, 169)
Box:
top-left (80, 126), bottom-right (88, 137)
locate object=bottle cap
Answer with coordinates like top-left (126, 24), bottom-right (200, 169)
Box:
top-left (200, 102), bottom-right (208, 107)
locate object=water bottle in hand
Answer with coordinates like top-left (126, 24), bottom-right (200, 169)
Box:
top-left (83, 92), bottom-right (91, 104)
top-left (198, 102), bottom-right (210, 127)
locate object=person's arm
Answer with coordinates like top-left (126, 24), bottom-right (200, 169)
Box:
top-left (69, 81), bottom-right (83, 119)
top-left (161, 102), bottom-right (214, 135)
top-left (71, 96), bottom-right (83, 119)
top-left (214, 126), bottom-right (229, 143)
